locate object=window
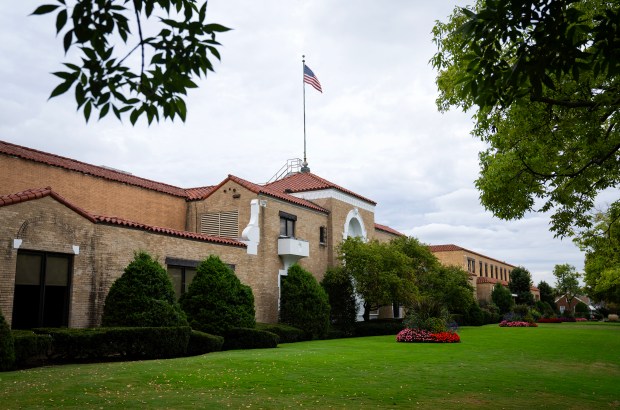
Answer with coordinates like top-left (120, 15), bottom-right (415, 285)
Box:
top-left (485, 263), bottom-right (488, 277)
top-left (166, 257), bottom-right (199, 299)
top-left (467, 258), bottom-right (475, 273)
top-left (12, 251), bottom-right (72, 329)
top-left (319, 226), bottom-right (327, 245)
top-left (279, 211), bottom-right (297, 237)
top-left (200, 210), bottom-right (239, 238)
top-left (479, 261), bottom-right (483, 276)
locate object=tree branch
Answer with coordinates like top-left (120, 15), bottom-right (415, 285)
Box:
top-left (132, 0), bottom-right (145, 78)
top-left (530, 95), bottom-right (597, 108)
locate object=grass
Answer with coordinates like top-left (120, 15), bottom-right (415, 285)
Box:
top-left (1, 322), bottom-right (619, 409)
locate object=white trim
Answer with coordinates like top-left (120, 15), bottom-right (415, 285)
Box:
top-left (343, 208), bottom-right (367, 240)
top-left (72, 245), bottom-right (80, 255)
top-left (290, 189), bottom-right (375, 213)
top-left (13, 239), bottom-right (22, 249)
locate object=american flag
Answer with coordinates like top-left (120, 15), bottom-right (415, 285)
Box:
top-left (303, 65), bottom-right (322, 93)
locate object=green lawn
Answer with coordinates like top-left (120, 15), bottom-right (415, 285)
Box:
top-left (1, 322), bottom-right (619, 409)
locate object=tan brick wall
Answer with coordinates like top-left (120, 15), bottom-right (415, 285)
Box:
top-left (0, 155), bottom-right (187, 230)
top-left (0, 196), bottom-right (255, 328)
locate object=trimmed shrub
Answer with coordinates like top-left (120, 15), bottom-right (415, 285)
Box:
top-left (513, 304), bottom-right (530, 318)
top-left (255, 323), bottom-right (309, 343)
top-left (463, 303), bottom-right (484, 326)
top-left (180, 256), bottom-right (255, 336)
top-left (34, 326), bottom-right (191, 360)
top-left (0, 309), bottom-right (15, 371)
top-left (279, 264), bottom-right (330, 340)
top-left (102, 252), bottom-right (188, 327)
top-left (321, 267), bottom-right (358, 335)
top-left (186, 330), bottom-right (224, 356)
top-left (575, 301), bottom-right (589, 318)
top-left (222, 327), bottom-right (279, 350)
top-left (12, 331), bottom-right (52, 368)
top-left (353, 319), bottom-right (404, 337)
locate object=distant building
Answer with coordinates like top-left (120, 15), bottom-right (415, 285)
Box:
top-left (429, 244), bottom-right (540, 303)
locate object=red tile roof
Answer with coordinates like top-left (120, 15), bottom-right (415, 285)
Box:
top-left (374, 223), bottom-right (405, 237)
top-left (184, 185), bottom-right (217, 200)
top-left (429, 244), bottom-right (516, 268)
top-left (0, 187), bottom-right (246, 248)
top-left (265, 172), bottom-right (376, 205)
top-left (216, 175), bottom-right (329, 214)
top-left (477, 276), bottom-right (509, 286)
top-left (0, 140), bottom-right (188, 197)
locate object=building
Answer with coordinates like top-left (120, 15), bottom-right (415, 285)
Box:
top-left (429, 244), bottom-right (540, 303)
top-left (0, 140), bottom-right (404, 328)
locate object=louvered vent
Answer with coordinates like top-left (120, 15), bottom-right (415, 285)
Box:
top-left (200, 211), bottom-right (239, 238)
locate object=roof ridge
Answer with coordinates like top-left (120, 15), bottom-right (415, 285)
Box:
top-left (0, 186), bottom-right (245, 247)
top-left (0, 140), bottom-right (188, 197)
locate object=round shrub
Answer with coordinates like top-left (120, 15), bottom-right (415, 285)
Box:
top-left (102, 252), bottom-right (188, 327)
top-left (321, 267), bottom-right (358, 334)
top-left (0, 308), bottom-right (15, 371)
top-left (280, 264), bottom-right (330, 339)
top-left (492, 283), bottom-right (514, 314)
top-left (404, 297), bottom-right (450, 332)
top-left (180, 255), bottom-right (255, 336)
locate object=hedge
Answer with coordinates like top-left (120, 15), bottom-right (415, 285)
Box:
top-left (255, 323), bottom-right (309, 344)
top-left (12, 330), bottom-right (52, 368)
top-left (186, 330), bottom-right (224, 356)
top-left (32, 326), bottom-right (191, 360)
top-left (353, 319), bottom-right (404, 337)
top-left (222, 327), bottom-right (279, 350)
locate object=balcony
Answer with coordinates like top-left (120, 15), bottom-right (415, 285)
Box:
top-left (278, 237), bottom-right (309, 258)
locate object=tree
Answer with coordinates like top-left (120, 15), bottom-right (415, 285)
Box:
top-left (180, 255), bottom-right (255, 335)
top-left (432, 0), bottom-right (620, 237)
top-left (553, 263), bottom-right (581, 313)
top-left (508, 266), bottom-right (534, 306)
top-left (339, 237), bottom-right (416, 321)
top-left (102, 251), bottom-right (188, 327)
top-left (321, 267), bottom-right (358, 334)
top-left (33, 0), bottom-right (229, 124)
top-left (492, 283), bottom-right (514, 315)
top-left (577, 202), bottom-right (620, 304)
top-left (537, 280), bottom-right (556, 308)
top-left (279, 264), bottom-right (330, 340)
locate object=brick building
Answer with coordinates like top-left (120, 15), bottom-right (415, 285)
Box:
top-left (0, 140), bottom-right (403, 328)
top-left (429, 244), bottom-right (540, 303)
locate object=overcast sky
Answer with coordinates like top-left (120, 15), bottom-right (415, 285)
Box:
top-left (0, 1), bottom-right (590, 286)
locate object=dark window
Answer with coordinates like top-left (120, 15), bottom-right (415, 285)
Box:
top-left (319, 226), bottom-right (327, 245)
top-left (479, 261), bottom-right (483, 276)
top-left (467, 258), bottom-right (475, 273)
top-left (168, 265), bottom-right (197, 299)
top-left (485, 263), bottom-right (488, 277)
top-left (279, 211), bottom-right (297, 237)
top-left (12, 251), bottom-right (72, 329)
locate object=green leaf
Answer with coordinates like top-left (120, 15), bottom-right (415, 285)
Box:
top-left (63, 29), bottom-right (73, 53)
top-left (49, 79), bottom-right (75, 99)
top-left (83, 100), bottom-right (92, 122)
top-left (99, 103), bottom-right (110, 119)
top-left (204, 24), bottom-right (231, 33)
top-left (55, 8), bottom-right (67, 33)
top-left (129, 108), bottom-right (141, 125)
top-left (31, 4), bottom-right (59, 15)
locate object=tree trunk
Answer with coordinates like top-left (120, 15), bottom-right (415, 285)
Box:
top-left (363, 302), bottom-right (371, 322)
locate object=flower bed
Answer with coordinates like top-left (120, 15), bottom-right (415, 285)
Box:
top-left (396, 328), bottom-right (460, 343)
top-left (575, 318), bottom-right (588, 322)
top-left (499, 320), bottom-right (537, 327)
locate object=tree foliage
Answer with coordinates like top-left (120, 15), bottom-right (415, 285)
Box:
top-left (179, 255), bottom-right (255, 336)
top-left (553, 263), bottom-right (582, 312)
top-left (508, 266), bottom-right (534, 305)
top-left (0, 308), bottom-right (15, 371)
top-left (279, 265), bottom-right (330, 340)
top-left (537, 280), bottom-right (556, 308)
top-left (492, 283), bottom-right (514, 314)
top-left (320, 267), bottom-right (358, 334)
top-left (33, 0), bottom-right (229, 124)
top-left (102, 251), bottom-right (188, 327)
top-left (577, 202), bottom-right (620, 304)
top-left (339, 237), bottom-right (416, 321)
top-left (432, 0), bottom-right (620, 237)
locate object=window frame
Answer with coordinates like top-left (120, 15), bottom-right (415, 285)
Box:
top-left (279, 211), bottom-right (297, 238)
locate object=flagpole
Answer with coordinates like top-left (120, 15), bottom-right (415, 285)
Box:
top-left (302, 55), bottom-right (309, 172)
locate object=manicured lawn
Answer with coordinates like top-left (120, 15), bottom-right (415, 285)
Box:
top-left (1, 322), bottom-right (618, 409)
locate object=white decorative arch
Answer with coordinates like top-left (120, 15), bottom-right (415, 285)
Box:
top-left (343, 208), bottom-right (367, 240)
